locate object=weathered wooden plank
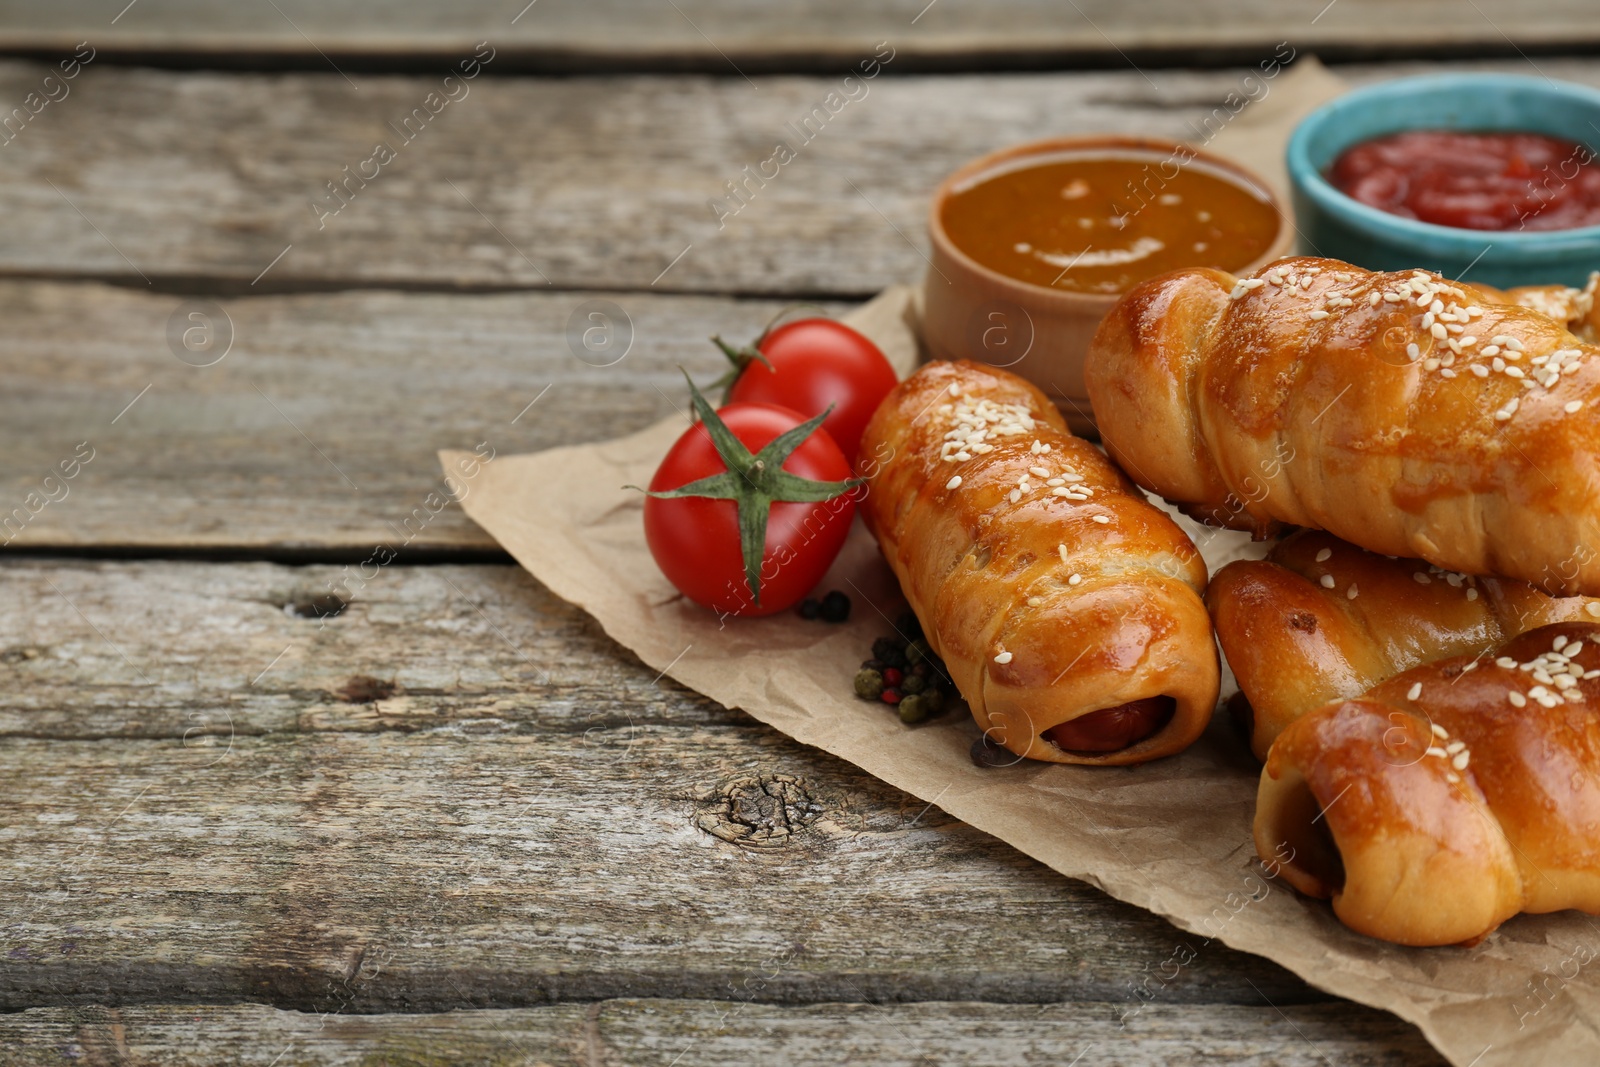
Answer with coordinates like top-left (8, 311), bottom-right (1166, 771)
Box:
top-left (0, 559), bottom-right (1317, 1013)
top-left (0, 558), bottom-right (739, 739)
top-left (2, 59), bottom-right (1593, 295)
top-left (0, 283), bottom-right (835, 553)
top-left (0, 1000), bottom-right (1445, 1066)
top-left (0, 0), bottom-right (1584, 73)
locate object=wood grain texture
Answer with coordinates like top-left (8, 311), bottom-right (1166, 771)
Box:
top-left (0, 559), bottom-right (1318, 1015)
top-left (0, 1000), bottom-right (1445, 1065)
top-left (0, 282), bottom-right (833, 553)
top-left (0, 0), bottom-right (1584, 72)
top-left (0, 59), bottom-right (1593, 296)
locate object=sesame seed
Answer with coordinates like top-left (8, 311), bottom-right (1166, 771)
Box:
top-left (1091, 515), bottom-right (1111, 525)
top-left (1431, 323), bottom-right (1448, 340)
top-left (1414, 572), bottom-right (1432, 584)
top-left (1068, 573), bottom-right (1083, 586)
top-left (1347, 584), bottom-right (1359, 599)
top-left (946, 475), bottom-right (962, 490)
top-left (1588, 603), bottom-right (1600, 618)
top-left (1309, 310), bottom-right (1330, 321)
top-left (1051, 487), bottom-right (1074, 497)
top-left (1509, 691), bottom-right (1528, 707)
top-left (948, 383), bottom-right (960, 396)
top-left (1319, 574), bottom-right (1335, 588)
top-left (954, 451), bottom-right (971, 461)
top-left (1369, 292), bottom-right (1382, 305)
top-left (1538, 695), bottom-right (1560, 708)
top-left (1555, 634), bottom-right (1570, 651)
top-left (1467, 588), bottom-right (1479, 601)
top-left (1446, 740), bottom-right (1465, 754)
top-left (1426, 746), bottom-right (1448, 758)
top-left (1431, 723), bottom-right (1449, 739)
top-left (1505, 366), bottom-right (1525, 379)
top-left (1453, 752), bottom-right (1470, 770)
top-left (1447, 772), bottom-right (1461, 783)
top-left (1009, 489), bottom-right (1022, 503)
top-left (1497, 657), bottom-right (1518, 668)
top-left (993, 651), bottom-right (1013, 664)
top-left (1568, 641), bottom-right (1584, 657)
top-left (1029, 466), bottom-right (1050, 478)
top-left (1471, 364), bottom-right (1490, 378)
top-left (1315, 548), bottom-right (1332, 562)
top-left (1058, 544), bottom-right (1069, 564)
top-left (1407, 682), bottom-right (1423, 701)
top-left (1482, 345), bottom-right (1501, 356)
top-left (1406, 342), bottom-right (1422, 361)
top-left (1027, 596), bottom-right (1043, 606)
top-left (1568, 401), bottom-right (1585, 414)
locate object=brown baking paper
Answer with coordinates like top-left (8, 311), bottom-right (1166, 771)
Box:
top-left (441, 63), bottom-right (1600, 1067)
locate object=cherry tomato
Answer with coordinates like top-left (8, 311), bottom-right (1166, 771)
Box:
top-left (644, 401), bottom-right (858, 617)
top-left (1044, 697), bottom-right (1175, 753)
top-left (725, 319), bottom-right (898, 464)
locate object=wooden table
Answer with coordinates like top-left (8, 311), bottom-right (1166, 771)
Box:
top-left (1, 5), bottom-right (1587, 1062)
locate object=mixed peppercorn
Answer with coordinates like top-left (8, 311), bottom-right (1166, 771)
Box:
top-left (852, 611), bottom-right (963, 724)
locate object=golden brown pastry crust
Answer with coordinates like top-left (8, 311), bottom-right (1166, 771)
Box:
top-left (1086, 256), bottom-right (1600, 595)
top-left (1209, 529), bottom-right (1600, 760)
top-left (858, 360), bottom-right (1218, 765)
top-left (1255, 622), bottom-right (1600, 946)
top-left (1500, 272), bottom-right (1600, 341)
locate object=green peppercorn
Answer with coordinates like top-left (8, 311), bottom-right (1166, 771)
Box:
top-left (905, 638), bottom-right (932, 666)
top-left (920, 687), bottom-right (947, 716)
top-left (901, 673), bottom-right (927, 695)
top-left (898, 693), bottom-right (928, 724)
top-left (853, 668), bottom-right (884, 701)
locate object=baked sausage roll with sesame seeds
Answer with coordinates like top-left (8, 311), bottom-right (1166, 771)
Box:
top-left (856, 360), bottom-right (1218, 765)
top-left (1255, 622), bottom-right (1600, 946)
top-left (1207, 529), bottom-right (1600, 761)
top-left (1085, 255), bottom-right (1600, 595)
top-left (1501, 271), bottom-right (1600, 342)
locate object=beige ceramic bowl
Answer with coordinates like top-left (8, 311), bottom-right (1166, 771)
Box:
top-left (921, 135), bottom-right (1294, 435)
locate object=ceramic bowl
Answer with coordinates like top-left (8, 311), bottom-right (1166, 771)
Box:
top-left (921, 136), bottom-right (1292, 434)
top-left (1287, 73), bottom-right (1600, 288)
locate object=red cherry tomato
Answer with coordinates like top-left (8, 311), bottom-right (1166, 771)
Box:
top-left (1044, 697), bottom-right (1175, 753)
top-left (644, 402), bottom-right (858, 617)
top-left (726, 319), bottom-right (898, 464)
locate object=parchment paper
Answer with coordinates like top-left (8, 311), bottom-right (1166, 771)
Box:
top-left (441, 62), bottom-right (1600, 1067)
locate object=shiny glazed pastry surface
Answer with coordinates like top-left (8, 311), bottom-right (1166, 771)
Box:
top-left (857, 360), bottom-right (1218, 765)
top-left (1256, 622), bottom-right (1600, 946)
top-left (1086, 256), bottom-right (1600, 594)
top-left (1210, 529), bottom-right (1600, 760)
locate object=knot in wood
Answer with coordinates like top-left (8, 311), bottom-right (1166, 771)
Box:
top-left (694, 773), bottom-right (822, 848)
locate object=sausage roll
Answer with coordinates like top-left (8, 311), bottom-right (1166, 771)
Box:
top-left (1501, 271), bottom-right (1600, 341)
top-left (1256, 622), bottom-right (1600, 946)
top-left (1085, 256), bottom-right (1600, 595)
top-left (1209, 529), bottom-right (1600, 760)
top-left (857, 360), bottom-right (1217, 765)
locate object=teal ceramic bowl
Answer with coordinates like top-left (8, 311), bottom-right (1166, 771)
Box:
top-left (1287, 73), bottom-right (1600, 288)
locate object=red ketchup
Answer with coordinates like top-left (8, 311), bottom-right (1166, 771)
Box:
top-left (1329, 130), bottom-right (1600, 231)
